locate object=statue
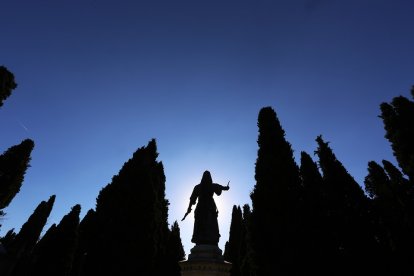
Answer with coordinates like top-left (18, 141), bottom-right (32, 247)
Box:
top-left (182, 171), bottom-right (230, 245)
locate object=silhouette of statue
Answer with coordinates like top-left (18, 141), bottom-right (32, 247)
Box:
top-left (182, 171), bottom-right (230, 245)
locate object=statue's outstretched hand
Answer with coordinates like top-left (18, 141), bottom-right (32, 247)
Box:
top-left (181, 206), bottom-right (192, 221)
top-left (226, 181), bottom-right (230, 190)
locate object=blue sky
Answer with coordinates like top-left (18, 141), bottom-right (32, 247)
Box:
top-left (1, 0), bottom-right (413, 255)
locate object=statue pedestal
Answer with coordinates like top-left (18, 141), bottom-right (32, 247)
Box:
top-left (179, 245), bottom-right (231, 276)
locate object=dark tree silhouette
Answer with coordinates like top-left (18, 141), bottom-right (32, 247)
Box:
top-left (239, 204), bottom-right (251, 276)
top-left (364, 161), bottom-right (396, 268)
top-left (299, 151), bottom-right (329, 274)
top-left (82, 139), bottom-right (170, 276)
top-left (70, 209), bottom-right (97, 276)
top-left (0, 66), bottom-right (17, 107)
top-left (380, 88), bottom-right (414, 181)
top-left (365, 161), bottom-right (394, 200)
top-left (249, 107), bottom-right (303, 275)
top-left (0, 230), bottom-right (16, 250)
top-left (0, 196), bottom-right (55, 276)
top-left (315, 136), bottom-right (377, 275)
top-left (0, 139), bottom-right (35, 212)
top-left (382, 160), bottom-right (412, 202)
top-left (29, 204), bottom-right (81, 276)
top-left (365, 160), bottom-right (414, 274)
top-left (224, 205), bottom-right (243, 276)
top-left (164, 221), bottom-right (185, 276)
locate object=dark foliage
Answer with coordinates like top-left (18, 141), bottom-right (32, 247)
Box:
top-left (0, 230), bottom-right (16, 254)
top-left (0, 140), bottom-right (34, 211)
top-left (164, 221), bottom-right (185, 276)
top-left (365, 160), bottom-right (414, 274)
top-left (380, 89), bottom-right (414, 181)
top-left (239, 204), bottom-right (251, 276)
top-left (29, 204), bottom-right (80, 276)
top-left (382, 160), bottom-right (412, 201)
top-left (299, 151), bottom-right (329, 273)
top-left (249, 107), bottom-right (303, 275)
top-left (81, 139), bottom-right (170, 276)
top-left (315, 136), bottom-right (379, 275)
top-left (0, 66), bottom-right (17, 107)
top-left (0, 196), bottom-right (55, 276)
top-left (9, 195), bottom-right (55, 256)
top-left (365, 161), bottom-right (391, 200)
top-left (70, 209), bottom-right (97, 276)
top-left (224, 205), bottom-right (243, 276)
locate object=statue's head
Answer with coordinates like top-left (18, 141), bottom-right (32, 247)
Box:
top-left (201, 170), bottom-right (213, 185)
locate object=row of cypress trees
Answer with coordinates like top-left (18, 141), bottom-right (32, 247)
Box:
top-left (224, 88), bottom-right (414, 275)
top-left (0, 140), bottom-right (186, 276)
top-left (0, 66), bottom-right (185, 276)
top-left (3, 65), bottom-right (414, 275)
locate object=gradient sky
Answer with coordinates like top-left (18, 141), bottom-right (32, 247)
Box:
top-left (1, 0), bottom-right (413, 255)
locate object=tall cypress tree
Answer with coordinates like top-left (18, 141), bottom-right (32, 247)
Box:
top-left (239, 204), bottom-right (251, 276)
top-left (29, 204), bottom-right (81, 276)
top-left (1, 196), bottom-right (55, 276)
top-left (0, 139), bottom-right (35, 211)
top-left (364, 161), bottom-right (396, 254)
top-left (224, 205), bottom-right (243, 276)
top-left (82, 139), bottom-right (170, 275)
top-left (0, 66), bottom-right (17, 108)
top-left (364, 160), bottom-right (414, 274)
top-left (250, 107), bottom-right (302, 275)
top-left (70, 209), bottom-right (97, 276)
top-left (163, 221), bottom-right (185, 276)
top-left (9, 195), bottom-right (55, 255)
top-left (299, 151), bottom-right (329, 274)
top-left (315, 136), bottom-right (376, 275)
top-left (380, 89), bottom-right (414, 181)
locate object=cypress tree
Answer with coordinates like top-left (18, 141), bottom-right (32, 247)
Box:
top-left (82, 139), bottom-right (170, 275)
top-left (382, 160), bottom-right (412, 204)
top-left (250, 107), bottom-right (302, 275)
top-left (300, 152), bottom-right (323, 192)
top-left (380, 89), bottom-right (414, 181)
top-left (0, 66), bottom-right (17, 107)
top-left (364, 161), bottom-right (396, 252)
top-left (365, 161), bottom-right (392, 200)
top-left (315, 136), bottom-right (367, 203)
top-left (0, 139), bottom-right (35, 211)
top-left (315, 136), bottom-right (376, 275)
top-left (299, 151), bottom-right (328, 274)
top-left (70, 209), bottom-right (97, 276)
top-left (29, 204), bottom-right (81, 276)
top-left (164, 221), bottom-right (185, 276)
top-left (0, 229), bottom-right (16, 251)
top-left (363, 161), bottom-right (414, 274)
top-left (239, 204), bottom-right (251, 276)
top-left (382, 160), bottom-right (414, 270)
top-left (9, 195), bottom-right (55, 255)
top-left (224, 205), bottom-right (243, 276)
top-left (1, 196), bottom-right (55, 276)
top-left (0, 230), bottom-right (15, 265)
top-left (28, 224), bottom-right (57, 274)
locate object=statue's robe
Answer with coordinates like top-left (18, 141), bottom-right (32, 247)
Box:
top-left (190, 183), bottom-right (226, 245)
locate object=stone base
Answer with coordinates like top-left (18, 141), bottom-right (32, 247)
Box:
top-left (180, 245), bottom-right (231, 276)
